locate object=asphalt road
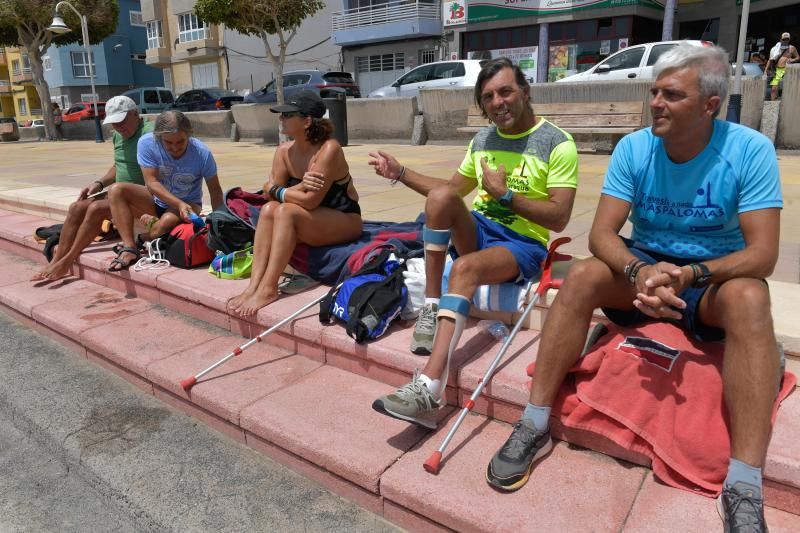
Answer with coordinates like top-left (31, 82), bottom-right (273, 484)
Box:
top-left (0, 308), bottom-right (401, 533)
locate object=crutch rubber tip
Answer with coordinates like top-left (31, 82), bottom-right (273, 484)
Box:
top-left (180, 377), bottom-right (197, 390)
top-left (423, 452), bottom-right (442, 474)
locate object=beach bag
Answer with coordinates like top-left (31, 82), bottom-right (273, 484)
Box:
top-left (154, 223), bottom-right (215, 268)
top-left (208, 246), bottom-right (253, 279)
top-left (319, 249), bottom-right (408, 343)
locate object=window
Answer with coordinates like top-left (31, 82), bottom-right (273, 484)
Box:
top-left (144, 90), bottom-right (159, 104)
top-left (80, 93), bottom-right (99, 102)
top-left (398, 64), bottom-right (433, 85)
top-left (17, 98), bottom-right (27, 115)
top-left (599, 47), bottom-right (644, 71)
top-left (147, 21), bottom-right (163, 49)
top-left (646, 44), bottom-right (676, 66)
top-left (430, 62), bottom-right (465, 80)
top-left (159, 90), bottom-right (174, 104)
top-left (130, 53), bottom-right (146, 61)
top-left (356, 53), bottom-right (404, 73)
top-left (421, 49), bottom-right (435, 64)
top-left (43, 56), bottom-right (52, 71)
top-left (130, 10), bottom-right (145, 27)
top-left (21, 54), bottom-right (31, 72)
top-left (11, 60), bottom-right (20, 76)
top-left (178, 13), bottom-right (209, 43)
top-left (71, 51), bottom-right (95, 78)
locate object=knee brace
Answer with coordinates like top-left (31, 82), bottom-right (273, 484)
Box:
top-left (429, 293), bottom-right (470, 395)
top-left (423, 225), bottom-right (450, 253)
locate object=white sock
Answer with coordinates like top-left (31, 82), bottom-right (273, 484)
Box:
top-left (418, 373), bottom-right (443, 399)
top-left (425, 297), bottom-right (440, 306)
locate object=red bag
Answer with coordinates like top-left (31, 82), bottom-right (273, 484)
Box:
top-left (155, 223), bottom-right (215, 268)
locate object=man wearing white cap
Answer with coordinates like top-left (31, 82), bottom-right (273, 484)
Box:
top-left (32, 95), bottom-right (154, 281)
top-left (766, 32), bottom-right (799, 100)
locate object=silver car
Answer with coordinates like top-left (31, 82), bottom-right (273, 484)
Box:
top-left (369, 60), bottom-right (487, 100)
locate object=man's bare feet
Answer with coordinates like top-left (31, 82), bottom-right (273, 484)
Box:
top-left (237, 289), bottom-right (279, 319)
top-left (44, 260), bottom-right (74, 281)
top-left (31, 265), bottom-right (54, 281)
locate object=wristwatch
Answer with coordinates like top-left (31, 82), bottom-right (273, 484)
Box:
top-left (498, 189), bottom-right (514, 207)
top-left (689, 262), bottom-right (712, 288)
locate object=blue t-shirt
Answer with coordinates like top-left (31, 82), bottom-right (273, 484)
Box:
top-left (602, 120), bottom-right (782, 259)
top-left (137, 133), bottom-right (218, 209)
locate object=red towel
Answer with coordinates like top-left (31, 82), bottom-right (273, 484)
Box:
top-left (545, 322), bottom-right (796, 497)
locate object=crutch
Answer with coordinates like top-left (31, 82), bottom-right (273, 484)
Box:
top-left (423, 237), bottom-right (572, 475)
top-left (180, 289), bottom-right (334, 391)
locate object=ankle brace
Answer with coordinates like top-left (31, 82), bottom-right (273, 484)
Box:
top-left (423, 225), bottom-right (450, 252)
top-left (434, 293), bottom-right (470, 392)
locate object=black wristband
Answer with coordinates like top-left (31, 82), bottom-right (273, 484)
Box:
top-left (94, 180), bottom-right (104, 191)
top-left (268, 184), bottom-right (280, 200)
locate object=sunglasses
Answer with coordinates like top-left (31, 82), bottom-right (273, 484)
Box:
top-left (280, 111), bottom-right (305, 118)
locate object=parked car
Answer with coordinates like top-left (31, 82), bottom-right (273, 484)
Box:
top-left (172, 88), bottom-right (244, 112)
top-left (556, 40), bottom-right (712, 83)
top-left (0, 117), bottom-right (20, 142)
top-left (368, 59), bottom-right (487, 100)
top-left (121, 87), bottom-right (175, 115)
top-left (731, 62), bottom-right (765, 77)
top-left (244, 70), bottom-right (361, 104)
top-left (62, 101), bottom-right (106, 122)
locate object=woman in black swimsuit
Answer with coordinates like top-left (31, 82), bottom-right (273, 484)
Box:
top-left (230, 90), bottom-right (362, 317)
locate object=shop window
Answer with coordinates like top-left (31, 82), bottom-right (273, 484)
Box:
top-left (598, 18), bottom-right (613, 41)
top-left (578, 20), bottom-right (597, 42)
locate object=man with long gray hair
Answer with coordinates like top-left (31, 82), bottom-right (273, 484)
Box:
top-left (107, 110), bottom-right (223, 271)
top-left (486, 43), bottom-right (782, 533)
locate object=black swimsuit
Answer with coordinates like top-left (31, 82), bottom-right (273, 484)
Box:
top-left (287, 174), bottom-right (361, 215)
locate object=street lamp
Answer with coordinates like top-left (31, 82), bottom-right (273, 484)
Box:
top-left (727, 0), bottom-right (751, 124)
top-left (47, 1), bottom-right (104, 143)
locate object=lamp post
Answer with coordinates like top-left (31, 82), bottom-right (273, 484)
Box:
top-left (727, 0), bottom-right (751, 124)
top-left (47, 1), bottom-right (104, 143)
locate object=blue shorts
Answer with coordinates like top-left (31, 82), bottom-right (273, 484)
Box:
top-left (601, 239), bottom-right (724, 342)
top-left (449, 211), bottom-right (548, 283)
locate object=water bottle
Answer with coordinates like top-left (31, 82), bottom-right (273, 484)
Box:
top-left (188, 213), bottom-right (205, 230)
top-left (478, 320), bottom-right (509, 341)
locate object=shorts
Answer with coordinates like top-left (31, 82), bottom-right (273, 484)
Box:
top-left (601, 239), bottom-right (724, 342)
top-left (154, 203), bottom-right (168, 217)
top-left (449, 210), bottom-right (548, 283)
top-left (771, 67), bottom-right (785, 87)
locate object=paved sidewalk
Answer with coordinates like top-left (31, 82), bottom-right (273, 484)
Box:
top-left (1, 140), bottom-right (798, 282)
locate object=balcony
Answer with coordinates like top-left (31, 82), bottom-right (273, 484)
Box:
top-left (11, 69), bottom-right (33, 84)
top-left (332, 0), bottom-right (441, 47)
top-left (146, 45), bottom-right (172, 67)
top-left (0, 80), bottom-right (10, 94)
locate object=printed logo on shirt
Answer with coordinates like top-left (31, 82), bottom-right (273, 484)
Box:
top-left (635, 181), bottom-right (725, 222)
top-left (618, 336), bottom-right (681, 373)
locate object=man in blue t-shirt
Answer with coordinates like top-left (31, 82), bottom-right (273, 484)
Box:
top-left (486, 43), bottom-right (781, 533)
top-left (107, 110), bottom-right (223, 271)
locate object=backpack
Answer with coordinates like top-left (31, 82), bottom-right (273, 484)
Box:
top-left (154, 223), bottom-right (215, 269)
top-left (319, 249), bottom-right (408, 344)
top-left (206, 209), bottom-right (254, 255)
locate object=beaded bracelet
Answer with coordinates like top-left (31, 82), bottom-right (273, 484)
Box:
top-left (277, 187), bottom-right (286, 203)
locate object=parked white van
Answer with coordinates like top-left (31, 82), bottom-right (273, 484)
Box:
top-left (120, 87), bottom-right (175, 115)
top-left (368, 60), bottom-right (487, 100)
top-left (557, 40), bottom-right (711, 83)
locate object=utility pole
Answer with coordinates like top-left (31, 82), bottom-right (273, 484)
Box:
top-left (662, 0), bottom-right (677, 41)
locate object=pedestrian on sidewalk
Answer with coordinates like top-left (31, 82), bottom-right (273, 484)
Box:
top-left (32, 96), bottom-right (153, 281)
top-left (368, 57), bottom-right (578, 429)
top-left (51, 102), bottom-right (64, 141)
top-left (485, 43), bottom-right (781, 533)
top-left (765, 32), bottom-right (799, 101)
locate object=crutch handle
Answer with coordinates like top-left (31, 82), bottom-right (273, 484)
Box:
top-left (180, 377), bottom-right (197, 391)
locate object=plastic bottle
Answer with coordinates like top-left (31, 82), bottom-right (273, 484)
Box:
top-left (188, 213), bottom-right (205, 230)
top-left (478, 319), bottom-right (509, 341)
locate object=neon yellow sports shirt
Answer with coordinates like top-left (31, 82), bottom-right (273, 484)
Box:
top-left (458, 118), bottom-right (579, 245)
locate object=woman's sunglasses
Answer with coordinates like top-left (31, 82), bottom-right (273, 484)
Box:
top-left (280, 111), bottom-right (305, 118)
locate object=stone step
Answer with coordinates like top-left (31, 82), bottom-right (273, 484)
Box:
top-left (1, 209), bottom-right (799, 529)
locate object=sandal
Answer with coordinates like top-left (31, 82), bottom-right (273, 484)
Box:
top-left (278, 272), bottom-right (320, 295)
top-left (112, 234), bottom-right (146, 255)
top-left (108, 246), bottom-right (141, 272)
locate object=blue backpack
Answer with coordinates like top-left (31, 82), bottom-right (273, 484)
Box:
top-left (319, 249), bottom-right (408, 343)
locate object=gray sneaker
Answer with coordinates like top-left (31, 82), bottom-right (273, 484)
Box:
top-left (486, 418), bottom-right (553, 492)
top-left (717, 481), bottom-right (768, 533)
top-left (371, 370), bottom-right (441, 429)
top-left (410, 302), bottom-right (438, 355)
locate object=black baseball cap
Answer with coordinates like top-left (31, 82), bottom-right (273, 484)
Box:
top-left (270, 90), bottom-right (327, 118)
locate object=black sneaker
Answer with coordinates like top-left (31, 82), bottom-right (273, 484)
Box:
top-left (486, 418), bottom-right (553, 491)
top-left (717, 481), bottom-right (768, 533)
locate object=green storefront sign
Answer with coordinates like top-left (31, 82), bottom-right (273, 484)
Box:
top-left (468, 0), bottom-right (665, 24)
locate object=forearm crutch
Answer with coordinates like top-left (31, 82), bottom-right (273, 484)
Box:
top-left (423, 237), bottom-right (572, 475)
top-left (180, 290), bottom-right (334, 391)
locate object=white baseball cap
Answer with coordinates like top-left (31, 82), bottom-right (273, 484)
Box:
top-left (103, 95), bottom-right (138, 125)
top-left (781, 32), bottom-right (791, 40)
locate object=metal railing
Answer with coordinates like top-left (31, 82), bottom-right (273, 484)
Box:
top-left (332, 0), bottom-right (440, 31)
top-left (30, 108), bottom-right (43, 116)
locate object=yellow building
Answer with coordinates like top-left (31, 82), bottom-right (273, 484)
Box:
top-left (1, 47), bottom-right (42, 124)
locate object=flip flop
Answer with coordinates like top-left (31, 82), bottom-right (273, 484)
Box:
top-left (108, 247), bottom-right (141, 272)
top-left (278, 273), bottom-right (320, 295)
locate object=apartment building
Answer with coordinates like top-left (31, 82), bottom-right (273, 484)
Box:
top-left (0, 47), bottom-right (42, 123)
top-left (141, 0), bottom-right (343, 95)
top-left (43, 0), bottom-right (164, 110)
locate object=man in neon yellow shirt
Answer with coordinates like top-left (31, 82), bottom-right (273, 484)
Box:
top-left (369, 58), bottom-right (578, 429)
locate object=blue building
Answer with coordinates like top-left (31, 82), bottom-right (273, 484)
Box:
top-left (43, 0), bottom-right (164, 109)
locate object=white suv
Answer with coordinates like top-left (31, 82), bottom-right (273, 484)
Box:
top-left (557, 40), bottom-right (711, 83)
top-left (369, 59), bottom-right (487, 99)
